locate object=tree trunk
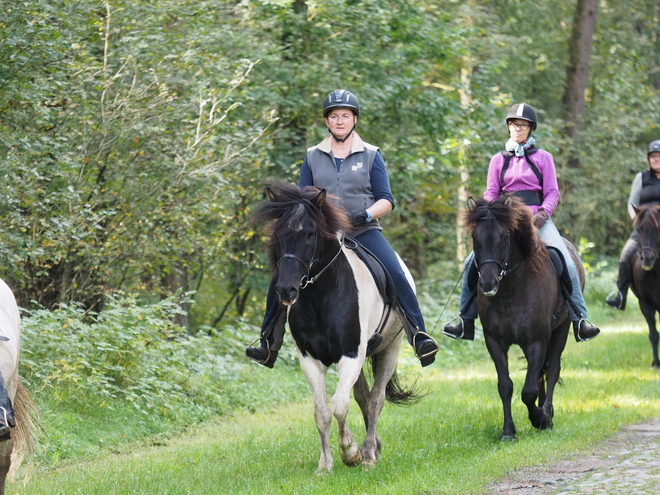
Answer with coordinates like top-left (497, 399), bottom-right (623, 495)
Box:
top-left (563, 0), bottom-right (600, 168)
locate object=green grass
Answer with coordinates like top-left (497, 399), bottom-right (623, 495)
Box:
top-left (9, 317), bottom-right (660, 495)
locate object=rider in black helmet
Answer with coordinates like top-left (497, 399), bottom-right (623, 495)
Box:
top-left (246, 89), bottom-right (439, 368)
top-left (606, 139), bottom-right (660, 310)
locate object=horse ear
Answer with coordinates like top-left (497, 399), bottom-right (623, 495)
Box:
top-left (504, 195), bottom-right (512, 207)
top-left (633, 205), bottom-right (641, 216)
top-left (266, 186), bottom-right (276, 201)
top-left (314, 188), bottom-right (327, 208)
top-left (467, 196), bottom-right (478, 211)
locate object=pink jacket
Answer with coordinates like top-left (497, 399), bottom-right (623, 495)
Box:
top-left (483, 148), bottom-right (560, 216)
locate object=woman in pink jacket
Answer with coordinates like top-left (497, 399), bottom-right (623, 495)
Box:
top-left (443, 103), bottom-right (600, 343)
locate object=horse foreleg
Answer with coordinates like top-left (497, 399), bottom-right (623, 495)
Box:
top-left (640, 302), bottom-right (660, 368)
top-left (484, 332), bottom-right (516, 440)
top-left (298, 355), bottom-right (334, 473)
top-left (521, 341), bottom-right (550, 430)
top-left (334, 356), bottom-right (363, 468)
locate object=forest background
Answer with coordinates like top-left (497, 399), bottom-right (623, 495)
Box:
top-left (1, 0), bottom-right (660, 468)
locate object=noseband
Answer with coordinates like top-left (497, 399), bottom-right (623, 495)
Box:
top-left (277, 233), bottom-right (345, 289)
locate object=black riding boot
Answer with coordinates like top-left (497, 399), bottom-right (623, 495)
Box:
top-left (443, 317), bottom-right (475, 341)
top-left (605, 258), bottom-right (632, 310)
top-left (573, 319), bottom-right (600, 342)
top-left (398, 308), bottom-right (438, 367)
top-left (246, 306), bottom-right (286, 368)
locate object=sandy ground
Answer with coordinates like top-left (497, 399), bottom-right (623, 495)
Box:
top-left (484, 417), bottom-right (660, 494)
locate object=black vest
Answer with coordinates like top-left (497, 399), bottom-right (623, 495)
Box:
top-left (640, 170), bottom-right (660, 206)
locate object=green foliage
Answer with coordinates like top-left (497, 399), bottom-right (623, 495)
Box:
top-left (1, 0), bottom-right (660, 326)
top-left (21, 294), bottom-right (246, 423)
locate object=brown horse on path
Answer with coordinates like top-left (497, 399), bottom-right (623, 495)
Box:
top-left (630, 204), bottom-right (660, 368)
top-left (467, 195), bottom-right (583, 440)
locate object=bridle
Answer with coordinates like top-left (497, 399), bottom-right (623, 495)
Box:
top-left (473, 226), bottom-right (524, 282)
top-left (474, 230), bottom-right (512, 282)
top-left (277, 233), bottom-right (345, 289)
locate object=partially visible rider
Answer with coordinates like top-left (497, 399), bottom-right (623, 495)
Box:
top-left (443, 103), bottom-right (601, 343)
top-left (246, 89), bottom-right (439, 368)
top-left (606, 139), bottom-right (660, 310)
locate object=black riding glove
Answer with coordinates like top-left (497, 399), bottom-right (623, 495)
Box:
top-left (348, 210), bottom-right (371, 226)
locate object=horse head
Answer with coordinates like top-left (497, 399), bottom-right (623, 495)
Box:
top-left (467, 195), bottom-right (538, 296)
top-left (633, 204), bottom-right (660, 271)
top-left (256, 182), bottom-right (349, 306)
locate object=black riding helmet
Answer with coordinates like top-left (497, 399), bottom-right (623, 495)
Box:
top-left (648, 140), bottom-right (660, 156)
top-left (505, 103), bottom-right (538, 132)
top-left (323, 89), bottom-right (360, 118)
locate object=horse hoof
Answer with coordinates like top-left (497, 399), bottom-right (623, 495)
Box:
top-left (342, 449), bottom-right (363, 467)
top-left (361, 459), bottom-right (376, 469)
top-left (500, 434), bottom-right (516, 442)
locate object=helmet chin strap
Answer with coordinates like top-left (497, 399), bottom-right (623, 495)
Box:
top-left (329, 125), bottom-right (356, 143)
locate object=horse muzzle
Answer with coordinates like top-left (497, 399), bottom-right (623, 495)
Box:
top-left (276, 286), bottom-right (299, 306)
top-left (478, 279), bottom-right (499, 297)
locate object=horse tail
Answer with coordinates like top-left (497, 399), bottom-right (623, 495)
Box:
top-left (367, 352), bottom-right (425, 405)
top-left (385, 370), bottom-right (424, 405)
top-left (8, 379), bottom-right (37, 481)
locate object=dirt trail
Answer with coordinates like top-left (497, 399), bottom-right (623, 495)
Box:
top-left (485, 417), bottom-right (660, 494)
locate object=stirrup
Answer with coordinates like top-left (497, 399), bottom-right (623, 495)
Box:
top-left (246, 337), bottom-right (272, 365)
top-left (0, 407), bottom-right (10, 440)
top-left (575, 319), bottom-right (600, 342)
top-left (442, 316), bottom-right (464, 340)
top-left (412, 332), bottom-right (438, 360)
top-left (605, 290), bottom-right (624, 310)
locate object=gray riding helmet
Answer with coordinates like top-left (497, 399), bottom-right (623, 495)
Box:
top-left (505, 103), bottom-right (538, 131)
top-left (648, 139), bottom-right (660, 156)
top-left (323, 89), bottom-right (360, 117)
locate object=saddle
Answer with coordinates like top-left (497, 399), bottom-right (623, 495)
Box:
top-left (344, 236), bottom-right (397, 306)
top-left (343, 236), bottom-right (398, 355)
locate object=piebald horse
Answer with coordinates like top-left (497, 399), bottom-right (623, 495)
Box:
top-left (0, 278), bottom-right (35, 493)
top-left (255, 182), bottom-right (418, 473)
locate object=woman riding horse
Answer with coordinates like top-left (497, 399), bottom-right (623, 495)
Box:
top-left (606, 139), bottom-right (660, 310)
top-left (443, 103), bottom-right (600, 343)
top-left (246, 89), bottom-right (438, 368)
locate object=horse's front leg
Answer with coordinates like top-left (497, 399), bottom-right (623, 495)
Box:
top-left (333, 356), bottom-right (364, 468)
top-left (298, 354), bottom-right (333, 473)
top-left (484, 331), bottom-right (516, 440)
top-left (640, 301), bottom-right (660, 368)
top-left (521, 340), bottom-right (551, 430)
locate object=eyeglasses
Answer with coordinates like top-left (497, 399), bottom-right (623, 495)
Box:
top-left (508, 121), bottom-right (530, 130)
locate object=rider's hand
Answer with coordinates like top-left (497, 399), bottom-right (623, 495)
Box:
top-left (533, 208), bottom-right (549, 229)
top-left (348, 210), bottom-right (371, 226)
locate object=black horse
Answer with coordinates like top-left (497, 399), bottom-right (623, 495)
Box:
top-left (467, 195), bottom-right (582, 440)
top-left (255, 182), bottom-right (417, 472)
top-left (630, 204), bottom-right (660, 368)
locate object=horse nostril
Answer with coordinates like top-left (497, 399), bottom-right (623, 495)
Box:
top-left (277, 287), bottom-right (299, 305)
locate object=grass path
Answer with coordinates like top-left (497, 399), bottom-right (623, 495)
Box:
top-left (8, 323), bottom-right (660, 495)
